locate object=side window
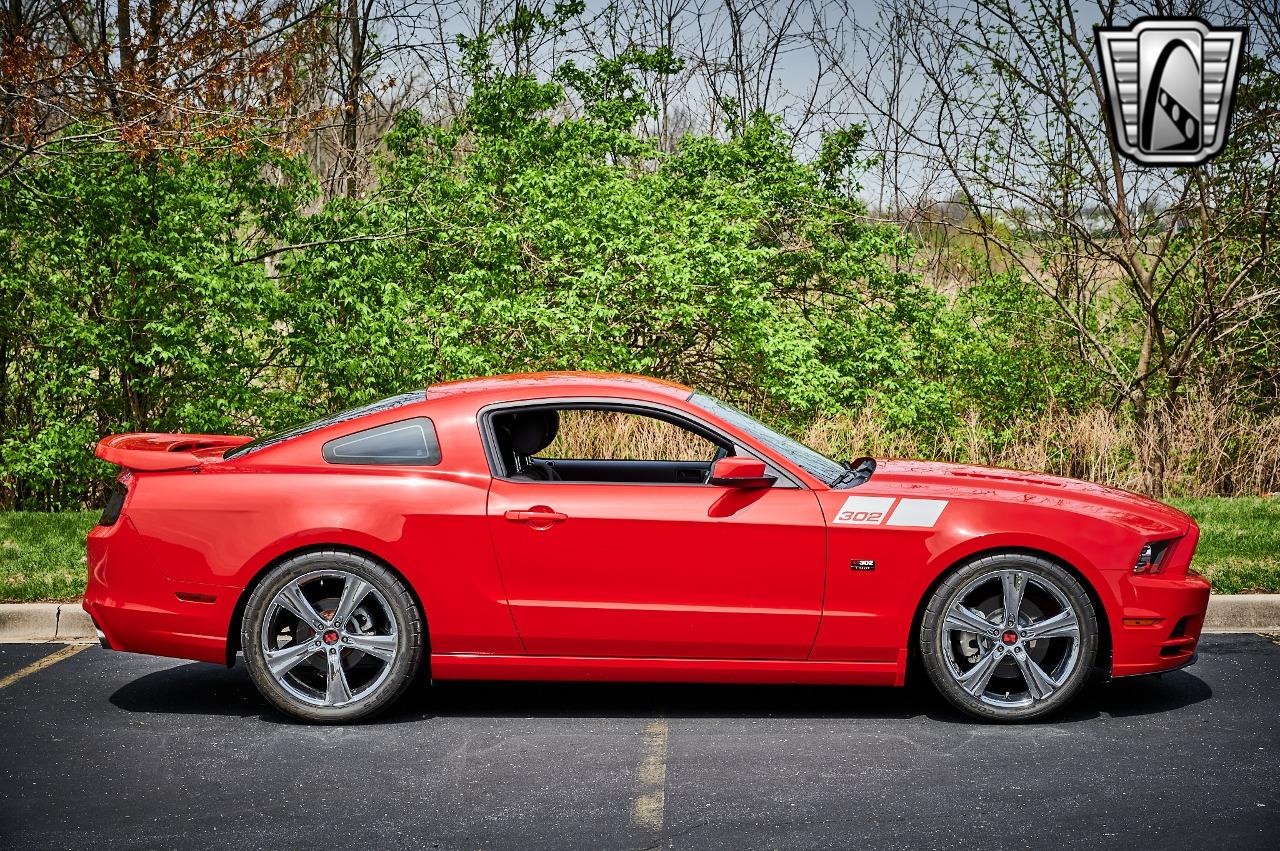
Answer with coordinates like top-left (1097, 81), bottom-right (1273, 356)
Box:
top-left (322, 417), bottom-right (441, 466)
top-left (542, 409), bottom-right (719, 461)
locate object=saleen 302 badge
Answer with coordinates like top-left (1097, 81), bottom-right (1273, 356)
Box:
top-left (833, 496), bottom-right (948, 527)
top-left (1096, 17), bottom-right (1245, 166)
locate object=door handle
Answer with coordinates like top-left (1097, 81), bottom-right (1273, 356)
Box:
top-left (504, 507), bottom-right (568, 524)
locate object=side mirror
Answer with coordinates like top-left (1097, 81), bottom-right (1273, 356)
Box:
top-left (708, 456), bottom-right (777, 488)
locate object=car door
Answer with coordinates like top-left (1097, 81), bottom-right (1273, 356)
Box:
top-left (484, 405), bottom-right (826, 660)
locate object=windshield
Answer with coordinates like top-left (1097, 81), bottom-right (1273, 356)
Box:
top-left (225, 391), bottom-right (426, 459)
top-left (689, 393), bottom-right (847, 486)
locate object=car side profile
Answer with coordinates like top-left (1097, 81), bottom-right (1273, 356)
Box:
top-left (85, 372), bottom-right (1210, 723)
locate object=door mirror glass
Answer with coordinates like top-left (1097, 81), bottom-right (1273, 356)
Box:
top-left (708, 456), bottom-right (776, 488)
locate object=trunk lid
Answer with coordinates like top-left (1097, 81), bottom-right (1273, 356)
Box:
top-left (95, 433), bottom-right (252, 471)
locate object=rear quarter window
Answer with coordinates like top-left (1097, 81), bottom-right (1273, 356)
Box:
top-left (322, 417), bottom-right (441, 466)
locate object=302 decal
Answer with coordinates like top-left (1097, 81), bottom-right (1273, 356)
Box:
top-left (841, 509), bottom-right (884, 523)
top-left (833, 496), bottom-right (948, 528)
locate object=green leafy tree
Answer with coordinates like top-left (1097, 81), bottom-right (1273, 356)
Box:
top-left (271, 39), bottom-right (935, 433)
top-left (0, 136), bottom-right (310, 507)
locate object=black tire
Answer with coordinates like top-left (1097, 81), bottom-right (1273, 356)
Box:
top-left (241, 550), bottom-right (424, 723)
top-left (919, 552), bottom-right (1098, 722)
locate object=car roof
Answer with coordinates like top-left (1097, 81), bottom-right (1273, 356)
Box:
top-left (426, 372), bottom-right (692, 403)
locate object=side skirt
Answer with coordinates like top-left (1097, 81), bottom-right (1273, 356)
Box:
top-left (430, 653), bottom-right (904, 686)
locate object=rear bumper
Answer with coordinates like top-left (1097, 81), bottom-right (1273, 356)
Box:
top-left (92, 622), bottom-right (111, 650)
top-left (1110, 570), bottom-right (1211, 678)
top-left (85, 517), bottom-right (237, 665)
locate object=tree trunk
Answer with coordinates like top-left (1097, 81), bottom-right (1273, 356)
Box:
top-left (342, 0), bottom-right (364, 198)
top-left (116, 0), bottom-right (133, 74)
top-left (1132, 307), bottom-right (1165, 497)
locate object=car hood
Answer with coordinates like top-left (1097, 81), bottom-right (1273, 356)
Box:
top-left (870, 459), bottom-right (1193, 537)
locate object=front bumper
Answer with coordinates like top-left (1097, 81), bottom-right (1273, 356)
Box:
top-left (1110, 570), bottom-right (1211, 678)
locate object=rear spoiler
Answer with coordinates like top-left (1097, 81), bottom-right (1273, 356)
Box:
top-left (95, 433), bottom-right (253, 472)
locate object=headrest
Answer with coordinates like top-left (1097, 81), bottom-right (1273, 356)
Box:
top-left (508, 410), bottom-right (560, 456)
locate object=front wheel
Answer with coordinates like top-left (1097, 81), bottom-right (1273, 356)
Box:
top-left (241, 550), bottom-right (424, 723)
top-left (919, 553), bottom-right (1098, 722)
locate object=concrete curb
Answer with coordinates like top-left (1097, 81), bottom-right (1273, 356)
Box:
top-left (0, 603), bottom-right (96, 643)
top-left (1, 595), bottom-right (1278, 643)
top-left (1200, 593), bottom-right (1280, 633)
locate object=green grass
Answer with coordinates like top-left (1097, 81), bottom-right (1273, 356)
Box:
top-left (0, 499), bottom-right (1276, 602)
top-left (0, 511), bottom-right (97, 602)
top-left (1170, 497), bottom-right (1280, 595)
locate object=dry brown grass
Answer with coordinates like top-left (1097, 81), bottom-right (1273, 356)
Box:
top-left (799, 400), bottom-right (1280, 497)
top-left (545, 409), bottom-right (719, 461)
top-left (536, 400), bottom-right (1280, 497)
top-left (799, 406), bottom-right (1148, 491)
top-left (1162, 397), bottom-right (1280, 497)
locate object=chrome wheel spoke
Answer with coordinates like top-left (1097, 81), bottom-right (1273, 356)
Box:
top-left (325, 651), bottom-right (353, 706)
top-left (1013, 651), bottom-right (1058, 701)
top-left (957, 648), bottom-right (1001, 697)
top-left (1001, 570), bottom-right (1026, 627)
top-left (346, 632), bottom-right (397, 663)
top-left (1025, 609), bottom-right (1079, 641)
top-left (265, 641), bottom-right (318, 678)
top-left (275, 581), bottom-right (327, 632)
top-left (260, 568), bottom-right (401, 710)
top-left (945, 603), bottom-right (995, 636)
top-left (941, 567), bottom-right (1085, 709)
top-left (332, 576), bottom-right (372, 628)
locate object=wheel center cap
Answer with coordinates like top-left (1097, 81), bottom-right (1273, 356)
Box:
top-left (1001, 630), bottom-right (1019, 645)
top-left (322, 629), bottom-right (340, 645)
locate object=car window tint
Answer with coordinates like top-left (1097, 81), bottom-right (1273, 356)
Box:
top-left (322, 417), bottom-right (441, 465)
top-left (541, 409), bottom-right (718, 461)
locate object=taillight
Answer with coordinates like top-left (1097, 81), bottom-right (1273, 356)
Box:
top-left (1133, 538), bottom-right (1175, 574)
top-left (99, 482), bottom-right (127, 526)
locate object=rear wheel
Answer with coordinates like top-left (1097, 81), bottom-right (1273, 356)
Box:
top-left (242, 550), bottom-right (423, 723)
top-left (919, 553), bottom-right (1098, 722)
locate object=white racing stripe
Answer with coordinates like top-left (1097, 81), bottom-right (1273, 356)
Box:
top-left (832, 496), bottom-right (949, 527)
top-left (831, 496), bottom-right (895, 525)
top-left (884, 498), bottom-right (949, 527)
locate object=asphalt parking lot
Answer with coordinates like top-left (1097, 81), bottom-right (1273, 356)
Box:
top-left (1, 635), bottom-right (1277, 850)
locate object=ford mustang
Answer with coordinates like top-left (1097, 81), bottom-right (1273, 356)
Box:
top-left (85, 372), bottom-right (1210, 723)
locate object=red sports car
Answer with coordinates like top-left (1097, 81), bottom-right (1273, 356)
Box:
top-left (85, 372), bottom-right (1209, 723)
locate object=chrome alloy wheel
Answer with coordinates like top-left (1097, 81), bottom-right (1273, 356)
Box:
top-left (259, 569), bottom-right (399, 708)
top-left (940, 569), bottom-right (1082, 709)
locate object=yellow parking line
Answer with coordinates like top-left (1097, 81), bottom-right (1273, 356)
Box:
top-left (630, 718), bottom-right (669, 831)
top-left (0, 644), bottom-right (88, 691)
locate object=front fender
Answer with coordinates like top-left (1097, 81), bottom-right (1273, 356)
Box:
top-left (925, 530), bottom-right (1120, 614)
top-left (811, 492), bottom-right (1149, 669)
